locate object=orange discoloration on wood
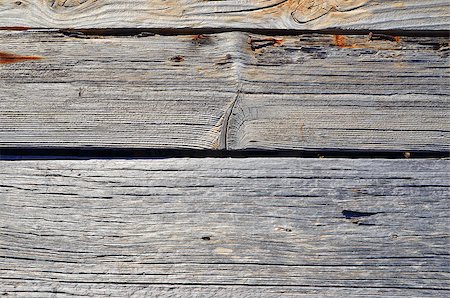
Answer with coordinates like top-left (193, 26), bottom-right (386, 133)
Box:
top-left (192, 34), bottom-right (205, 41)
top-left (334, 35), bottom-right (346, 48)
top-left (0, 51), bottom-right (43, 64)
top-left (334, 34), bottom-right (402, 50)
top-left (0, 26), bottom-right (31, 31)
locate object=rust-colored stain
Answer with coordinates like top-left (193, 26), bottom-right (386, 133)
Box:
top-left (0, 26), bottom-right (31, 31)
top-left (333, 34), bottom-right (403, 50)
top-left (334, 35), bottom-right (347, 48)
top-left (192, 34), bottom-right (206, 41)
top-left (0, 51), bottom-right (43, 64)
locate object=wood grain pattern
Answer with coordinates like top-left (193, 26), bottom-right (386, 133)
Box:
top-left (0, 31), bottom-right (240, 149)
top-left (0, 0), bottom-right (448, 31)
top-left (0, 158), bottom-right (449, 296)
top-left (1, 31), bottom-right (448, 151)
top-left (228, 34), bottom-right (450, 151)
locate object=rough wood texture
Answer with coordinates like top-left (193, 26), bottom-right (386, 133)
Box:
top-left (0, 158), bottom-right (449, 297)
top-left (0, 31), bottom-right (239, 149)
top-left (1, 31), bottom-right (448, 151)
top-left (229, 33), bottom-right (450, 151)
top-left (0, 0), bottom-right (448, 30)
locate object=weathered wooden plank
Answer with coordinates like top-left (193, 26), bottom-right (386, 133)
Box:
top-left (0, 31), bottom-right (240, 149)
top-left (1, 31), bottom-right (448, 151)
top-left (228, 34), bottom-right (450, 151)
top-left (0, 158), bottom-right (449, 297)
top-left (0, 0), bottom-right (448, 31)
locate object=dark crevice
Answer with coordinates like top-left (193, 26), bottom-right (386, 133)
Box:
top-left (342, 210), bottom-right (380, 219)
top-left (203, 0), bottom-right (289, 15)
top-left (1, 278), bottom-right (448, 291)
top-left (17, 28), bottom-right (447, 38)
top-left (0, 148), bottom-right (448, 160)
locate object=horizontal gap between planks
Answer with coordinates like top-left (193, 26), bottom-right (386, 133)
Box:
top-left (0, 148), bottom-right (448, 160)
top-left (0, 27), bottom-right (448, 37)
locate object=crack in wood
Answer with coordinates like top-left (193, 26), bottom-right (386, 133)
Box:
top-left (291, 0), bottom-right (369, 24)
top-left (219, 90), bottom-right (241, 150)
top-left (204, 0), bottom-right (290, 15)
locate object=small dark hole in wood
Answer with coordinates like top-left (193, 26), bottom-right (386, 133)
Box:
top-left (201, 236), bottom-right (211, 241)
top-left (14, 1), bottom-right (22, 6)
top-left (170, 55), bottom-right (185, 62)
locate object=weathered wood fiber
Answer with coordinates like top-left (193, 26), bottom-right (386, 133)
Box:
top-left (0, 31), bottom-right (240, 149)
top-left (228, 33), bottom-right (450, 151)
top-left (0, 158), bottom-right (449, 297)
top-left (0, 0), bottom-right (448, 30)
top-left (1, 31), bottom-right (448, 151)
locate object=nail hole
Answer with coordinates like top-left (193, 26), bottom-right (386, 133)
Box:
top-left (201, 236), bottom-right (211, 241)
top-left (170, 55), bottom-right (185, 62)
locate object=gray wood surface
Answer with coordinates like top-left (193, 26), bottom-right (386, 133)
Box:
top-left (0, 0), bottom-right (448, 30)
top-left (1, 31), bottom-right (448, 151)
top-left (0, 158), bottom-right (449, 297)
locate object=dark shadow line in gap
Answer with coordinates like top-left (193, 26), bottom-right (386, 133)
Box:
top-left (0, 27), bottom-right (445, 37)
top-left (0, 147), bottom-right (448, 160)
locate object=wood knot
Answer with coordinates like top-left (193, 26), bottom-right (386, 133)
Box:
top-left (48, 0), bottom-right (94, 9)
top-left (290, 0), bottom-right (369, 23)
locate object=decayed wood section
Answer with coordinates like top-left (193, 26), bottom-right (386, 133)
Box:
top-left (0, 0), bottom-right (448, 30)
top-left (1, 31), bottom-right (448, 151)
top-left (0, 158), bottom-right (449, 296)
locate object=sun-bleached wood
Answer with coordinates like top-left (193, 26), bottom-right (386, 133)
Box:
top-left (0, 31), bottom-right (241, 149)
top-left (0, 158), bottom-right (449, 297)
top-left (1, 31), bottom-right (448, 151)
top-left (228, 34), bottom-right (450, 151)
top-left (0, 0), bottom-right (448, 30)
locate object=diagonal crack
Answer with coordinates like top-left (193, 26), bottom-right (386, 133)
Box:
top-left (204, 0), bottom-right (289, 15)
top-left (219, 90), bottom-right (241, 150)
